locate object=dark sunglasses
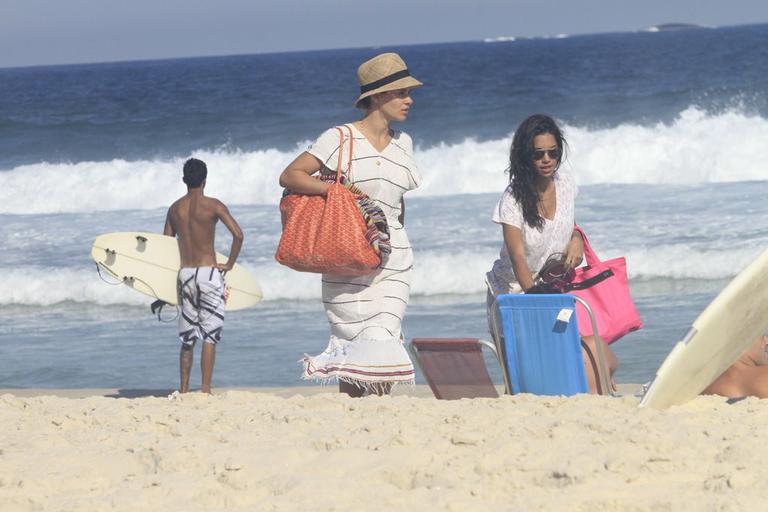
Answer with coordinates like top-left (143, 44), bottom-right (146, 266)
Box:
top-left (532, 148), bottom-right (561, 161)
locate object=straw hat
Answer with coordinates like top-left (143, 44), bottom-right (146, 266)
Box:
top-left (355, 53), bottom-right (423, 109)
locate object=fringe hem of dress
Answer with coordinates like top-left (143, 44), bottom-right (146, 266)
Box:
top-left (301, 355), bottom-right (415, 394)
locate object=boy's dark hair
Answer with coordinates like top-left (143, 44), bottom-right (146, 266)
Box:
top-left (183, 158), bottom-right (207, 188)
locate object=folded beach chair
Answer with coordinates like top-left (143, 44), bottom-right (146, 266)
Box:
top-left (490, 294), bottom-right (612, 396)
top-left (409, 338), bottom-right (501, 400)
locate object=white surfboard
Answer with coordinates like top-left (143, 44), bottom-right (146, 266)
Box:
top-left (640, 248), bottom-right (768, 409)
top-left (91, 232), bottom-right (262, 311)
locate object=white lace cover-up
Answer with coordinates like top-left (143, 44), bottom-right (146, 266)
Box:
top-left (487, 169), bottom-right (578, 295)
top-left (301, 124), bottom-right (420, 389)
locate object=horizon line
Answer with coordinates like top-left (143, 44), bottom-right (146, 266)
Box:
top-left (3, 21), bottom-right (762, 72)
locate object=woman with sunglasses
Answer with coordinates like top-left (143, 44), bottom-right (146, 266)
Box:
top-left (486, 114), bottom-right (618, 393)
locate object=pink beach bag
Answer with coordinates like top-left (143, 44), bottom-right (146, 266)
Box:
top-left (565, 226), bottom-right (643, 344)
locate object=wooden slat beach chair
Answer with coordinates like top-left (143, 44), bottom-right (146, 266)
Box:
top-left (409, 338), bottom-right (501, 400)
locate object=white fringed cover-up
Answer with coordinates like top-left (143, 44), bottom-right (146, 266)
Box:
top-left (301, 124), bottom-right (420, 389)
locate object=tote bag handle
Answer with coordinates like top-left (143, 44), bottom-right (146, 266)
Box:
top-left (333, 125), bottom-right (354, 184)
top-left (573, 225), bottom-right (601, 267)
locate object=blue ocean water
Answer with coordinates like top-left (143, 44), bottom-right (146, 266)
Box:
top-left (1, 24), bottom-right (767, 389)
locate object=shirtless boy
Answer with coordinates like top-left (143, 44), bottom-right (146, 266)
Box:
top-left (164, 158), bottom-right (243, 394)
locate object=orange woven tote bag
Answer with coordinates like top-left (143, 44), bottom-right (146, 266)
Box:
top-left (275, 125), bottom-right (381, 276)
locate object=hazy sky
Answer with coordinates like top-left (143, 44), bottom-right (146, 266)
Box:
top-left (2, 0), bottom-right (768, 68)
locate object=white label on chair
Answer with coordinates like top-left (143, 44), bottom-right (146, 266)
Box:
top-left (557, 308), bottom-right (573, 323)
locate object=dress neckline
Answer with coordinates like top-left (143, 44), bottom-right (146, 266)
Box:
top-left (540, 176), bottom-right (559, 222)
top-left (349, 123), bottom-right (394, 155)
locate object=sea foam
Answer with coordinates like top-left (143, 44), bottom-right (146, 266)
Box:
top-left (1, 106), bottom-right (767, 215)
top-left (3, 243), bottom-right (763, 307)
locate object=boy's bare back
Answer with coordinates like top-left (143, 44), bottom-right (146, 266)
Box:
top-left (164, 193), bottom-right (243, 270)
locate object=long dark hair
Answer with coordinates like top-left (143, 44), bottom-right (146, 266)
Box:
top-left (507, 114), bottom-right (567, 230)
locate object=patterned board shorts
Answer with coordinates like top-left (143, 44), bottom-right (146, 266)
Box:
top-left (178, 267), bottom-right (225, 346)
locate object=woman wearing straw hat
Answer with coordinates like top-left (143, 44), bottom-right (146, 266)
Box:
top-left (279, 52), bottom-right (423, 397)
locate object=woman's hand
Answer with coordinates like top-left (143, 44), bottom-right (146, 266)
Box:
top-left (564, 230), bottom-right (584, 269)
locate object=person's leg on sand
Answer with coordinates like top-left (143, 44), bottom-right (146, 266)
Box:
top-left (581, 335), bottom-right (618, 394)
top-left (339, 380), bottom-right (393, 397)
top-left (339, 380), bottom-right (365, 397)
top-left (201, 341), bottom-right (216, 394)
top-left (368, 382), bottom-right (393, 396)
top-left (180, 343), bottom-right (194, 393)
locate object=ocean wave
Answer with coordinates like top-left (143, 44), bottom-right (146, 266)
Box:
top-left (2, 267), bottom-right (149, 307)
top-left (483, 36), bottom-right (517, 43)
top-left (1, 106), bottom-right (767, 214)
top-left (1, 245), bottom-right (759, 307)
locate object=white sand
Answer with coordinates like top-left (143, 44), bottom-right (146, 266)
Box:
top-left (1, 388), bottom-right (767, 511)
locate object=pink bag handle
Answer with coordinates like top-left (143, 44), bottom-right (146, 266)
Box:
top-left (573, 225), bottom-right (602, 267)
top-left (333, 125), bottom-right (354, 183)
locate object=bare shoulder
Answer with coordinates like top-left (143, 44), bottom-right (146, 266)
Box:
top-left (205, 196), bottom-right (233, 215)
top-left (167, 196), bottom-right (185, 214)
top-left (204, 196), bottom-right (225, 208)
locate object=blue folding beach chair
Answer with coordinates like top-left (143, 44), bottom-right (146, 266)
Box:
top-left (490, 293), bottom-right (612, 396)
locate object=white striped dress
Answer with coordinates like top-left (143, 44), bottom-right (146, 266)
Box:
top-left (301, 124), bottom-right (420, 389)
